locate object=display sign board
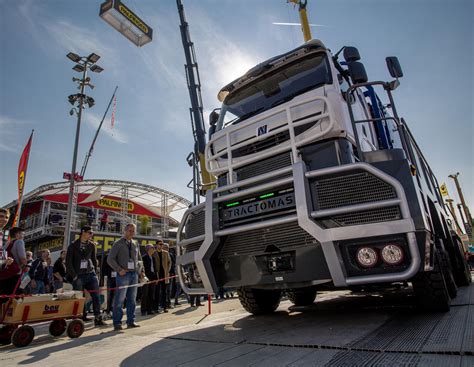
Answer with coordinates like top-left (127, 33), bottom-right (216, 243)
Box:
top-left (99, 0), bottom-right (153, 47)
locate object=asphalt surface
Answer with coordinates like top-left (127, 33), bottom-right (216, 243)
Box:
top-left (1, 282), bottom-right (473, 367)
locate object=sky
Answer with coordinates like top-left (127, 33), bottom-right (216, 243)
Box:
top-left (0, 0), bottom-right (473, 221)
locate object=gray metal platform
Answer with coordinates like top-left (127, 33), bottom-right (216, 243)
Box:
top-left (1, 282), bottom-right (473, 366)
top-left (120, 283), bottom-right (474, 366)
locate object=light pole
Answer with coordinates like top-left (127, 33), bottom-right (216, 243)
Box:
top-left (63, 52), bottom-right (103, 250)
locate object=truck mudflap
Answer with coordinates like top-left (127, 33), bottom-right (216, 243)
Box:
top-left (177, 161), bottom-right (421, 295)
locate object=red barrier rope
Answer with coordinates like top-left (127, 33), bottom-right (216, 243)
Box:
top-left (0, 274), bottom-right (179, 299)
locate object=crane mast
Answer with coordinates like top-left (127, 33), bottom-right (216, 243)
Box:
top-left (176, 0), bottom-right (214, 203)
top-left (288, 0), bottom-right (312, 42)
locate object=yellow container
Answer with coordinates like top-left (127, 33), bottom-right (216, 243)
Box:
top-left (1, 293), bottom-right (85, 324)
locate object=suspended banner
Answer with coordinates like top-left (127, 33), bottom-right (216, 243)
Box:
top-left (99, 0), bottom-right (153, 47)
top-left (13, 130), bottom-right (34, 227)
top-left (42, 194), bottom-right (161, 218)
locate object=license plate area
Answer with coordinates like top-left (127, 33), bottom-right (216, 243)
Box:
top-left (256, 252), bottom-right (295, 274)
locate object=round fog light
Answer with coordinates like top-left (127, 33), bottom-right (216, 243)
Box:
top-left (381, 244), bottom-right (404, 265)
top-left (356, 247), bottom-right (378, 268)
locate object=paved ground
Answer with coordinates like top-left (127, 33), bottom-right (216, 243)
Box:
top-left (1, 283), bottom-right (473, 367)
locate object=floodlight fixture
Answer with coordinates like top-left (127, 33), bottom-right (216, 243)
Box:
top-left (90, 65), bottom-right (104, 73)
top-left (68, 94), bottom-right (78, 105)
top-left (99, 0), bottom-right (153, 47)
top-left (67, 52), bottom-right (81, 63)
top-left (86, 96), bottom-right (95, 108)
top-left (87, 53), bottom-right (101, 63)
top-left (73, 64), bottom-right (85, 73)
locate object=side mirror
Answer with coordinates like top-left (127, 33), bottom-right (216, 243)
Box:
top-left (386, 57), bottom-right (403, 78)
top-left (208, 110), bottom-right (219, 139)
top-left (343, 47), bottom-right (361, 62)
top-left (347, 61), bottom-right (368, 84)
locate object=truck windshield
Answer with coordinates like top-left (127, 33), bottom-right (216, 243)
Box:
top-left (217, 53), bottom-right (332, 130)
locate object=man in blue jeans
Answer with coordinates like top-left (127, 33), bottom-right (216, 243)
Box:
top-left (107, 223), bottom-right (142, 331)
top-left (66, 226), bottom-right (107, 327)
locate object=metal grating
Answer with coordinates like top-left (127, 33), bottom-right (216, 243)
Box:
top-left (184, 210), bottom-right (205, 239)
top-left (232, 131), bottom-right (290, 158)
top-left (313, 171), bottom-right (396, 210)
top-left (235, 152), bottom-right (292, 181)
top-left (318, 206), bottom-right (401, 228)
top-left (218, 221), bottom-right (319, 258)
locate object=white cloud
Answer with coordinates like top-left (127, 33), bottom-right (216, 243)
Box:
top-left (43, 20), bottom-right (120, 64)
top-left (17, 2), bottom-right (120, 68)
top-left (0, 115), bottom-right (32, 152)
top-left (0, 115), bottom-right (30, 127)
top-left (84, 112), bottom-right (129, 144)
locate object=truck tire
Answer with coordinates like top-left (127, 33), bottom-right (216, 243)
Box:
top-left (451, 237), bottom-right (472, 286)
top-left (237, 288), bottom-right (281, 315)
top-left (411, 251), bottom-right (450, 312)
top-left (439, 249), bottom-right (458, 299)
top-left (287, 286), bottom-right (317, 306)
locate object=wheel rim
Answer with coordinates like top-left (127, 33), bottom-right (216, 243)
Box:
top-left (18, 330), bottom-right (30, 344)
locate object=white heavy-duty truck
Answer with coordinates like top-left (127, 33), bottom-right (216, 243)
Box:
top-left (176, 39), bottom-right (471, 314)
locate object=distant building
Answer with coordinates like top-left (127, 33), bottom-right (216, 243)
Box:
top-left (2, 179), bottom-right (191, 256)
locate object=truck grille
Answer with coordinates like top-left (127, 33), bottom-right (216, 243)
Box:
top-left (232, 131), bottom-right (290, 158)
top-left (236, 152), bottom-right (292, 181)
top-left (184, 210), bottom-right (205, 239)
top-left (218, 221), bottom-right (318, 258)
top-left (313, 171), bottom-right (396, 210)
top-left (317, 206), bottom-right (402, 228)
top-left (217, 152), bottom-right (292, 188)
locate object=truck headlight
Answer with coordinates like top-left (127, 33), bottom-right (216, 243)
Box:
top-left (381, 244), bottom-right (404, 265)
top-left (356, 247), bottom-right (378, 268)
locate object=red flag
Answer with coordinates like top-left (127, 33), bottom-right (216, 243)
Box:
top-left (111, 95), bottom-right (117, 128)
top-left (12, 131), bottom-right (34, 227)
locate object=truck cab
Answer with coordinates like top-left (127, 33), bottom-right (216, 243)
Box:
top-left (176, 39), bottom-right (471, 314)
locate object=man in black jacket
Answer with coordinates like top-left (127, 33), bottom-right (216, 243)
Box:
top-left (29, 249), bottom-right (50, 294)
top-left (140, 244), bottom-right (157, 316)
top-left (66, 226), bottom-right (106, 326)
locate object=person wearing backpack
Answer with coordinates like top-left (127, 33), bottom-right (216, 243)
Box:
top-left (66, 226), bottom-right (107, 327)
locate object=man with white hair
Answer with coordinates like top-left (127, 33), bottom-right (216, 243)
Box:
top-left (108, 223), bottom-right (142, 330)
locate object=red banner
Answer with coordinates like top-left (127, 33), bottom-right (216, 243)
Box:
top-left (13, 131), bottom-right (34, 227)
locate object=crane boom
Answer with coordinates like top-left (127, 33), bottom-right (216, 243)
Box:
top-left (176, 0), bottom-right (214, 195)
top-left (288, 0), bottom-right (312, 42)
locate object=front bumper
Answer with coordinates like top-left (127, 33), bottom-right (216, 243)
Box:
top-left (177, 161), bottom-right (420, 295)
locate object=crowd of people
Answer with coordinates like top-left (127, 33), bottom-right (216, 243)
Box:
top-left (1, 208), bottom-right (232, 332)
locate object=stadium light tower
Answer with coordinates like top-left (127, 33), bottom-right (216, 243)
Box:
top-left (63, 53), bottom-right (103, 250)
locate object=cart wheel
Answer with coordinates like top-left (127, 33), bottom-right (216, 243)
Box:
top-left (11, 325), bottom-right (35, 348)
top-left (49, 319), bottom-right (67, 337)
top-left (67, 319), bottom-right (84, 338)
top-left (0, 325), bottom-right (16, 345)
